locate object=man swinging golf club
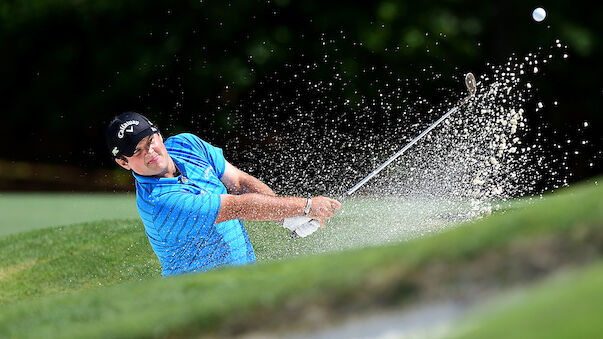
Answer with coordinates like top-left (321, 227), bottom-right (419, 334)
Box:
top-left (106, 112), bottom-right (340, 277)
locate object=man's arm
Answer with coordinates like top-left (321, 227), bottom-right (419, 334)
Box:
top-left (220, 161), bottom-right (276, 196)
top-left (216, 161), bottom-right (341, 226)
top-left (215, 194), bottom-right (340, 225)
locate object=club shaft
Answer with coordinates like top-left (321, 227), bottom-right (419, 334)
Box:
top-left (338, 95), bottom-right (471, 201)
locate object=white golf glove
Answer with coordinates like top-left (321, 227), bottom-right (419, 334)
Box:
top-left (282, 215), bottom-right (320, 238)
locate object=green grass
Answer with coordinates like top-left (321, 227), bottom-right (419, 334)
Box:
top-left (0, 190), bottom-right (469, 266)
top-left (0, 220), bottom-right (160, 305)
top-left (0, 193), bottom-right (139, 236)
top-left (0, 193), bottom-right (457, 305)
top-left (448, 260), bottom-right (603, 339)
top-left (0, 179), bottom-right (601, 338)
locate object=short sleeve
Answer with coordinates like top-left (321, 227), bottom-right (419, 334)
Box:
top-left (152, 191), bottom-right (222, 242)
top-left (180, 133), bottom-right (226, 178)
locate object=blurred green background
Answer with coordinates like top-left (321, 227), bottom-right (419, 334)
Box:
top-left (0, 0), bottom-right (600, 191)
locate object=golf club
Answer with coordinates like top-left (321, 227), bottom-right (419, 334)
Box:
top-left (290, 72), bottom-right (477, 239)
top-left (338, 72), bottom-right (477, 201)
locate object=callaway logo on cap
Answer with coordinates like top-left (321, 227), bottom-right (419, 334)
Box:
top-left (117, 120), bottom-right (140, 138)
top-left (106, 112), bottom-right (159, 158)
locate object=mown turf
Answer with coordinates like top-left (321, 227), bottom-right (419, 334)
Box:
top-left (0, 193), bottom-right (139, 236)
top-left (0, 178), bottom-right (601, 338)
top-left (0, 197), bottom-right (419, 305)
top-left (0, 220), bottom-right (160, 304)
top-left (447, 260), bottom-right (603, 339)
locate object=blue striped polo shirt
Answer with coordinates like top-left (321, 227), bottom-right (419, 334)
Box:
top-left (133, 133), bottom-right (256, 277)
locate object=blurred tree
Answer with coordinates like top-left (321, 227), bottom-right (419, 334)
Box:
top-left (0, 0), bottom-right (600, 190)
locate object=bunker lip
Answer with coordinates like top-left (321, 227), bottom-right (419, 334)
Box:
top-left (229, 226), bottom-right (603, 338)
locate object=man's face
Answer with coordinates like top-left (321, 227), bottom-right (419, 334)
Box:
top-left (115, 133), bottom-right (171, 177)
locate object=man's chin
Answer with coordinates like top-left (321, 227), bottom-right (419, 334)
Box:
top-left (132, 165), bottom-right (166, 177)
top-left (150, 164), bottom-right (170, 177)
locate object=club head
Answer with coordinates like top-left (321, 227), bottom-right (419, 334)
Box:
top-left (465, 73), bottom-right (477, 97)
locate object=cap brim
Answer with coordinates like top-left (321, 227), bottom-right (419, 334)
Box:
top-left (121, 128), bottom-right (159, 157)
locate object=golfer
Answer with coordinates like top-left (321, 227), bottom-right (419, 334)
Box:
top-left (106, 112), bottom-right (340, 277)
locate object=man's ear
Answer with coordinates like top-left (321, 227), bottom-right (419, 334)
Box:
top-left (115, 158), bottom-right (131, 171)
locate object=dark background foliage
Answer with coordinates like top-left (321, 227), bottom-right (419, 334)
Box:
top-left (0, 0), bottom-right (600, 191)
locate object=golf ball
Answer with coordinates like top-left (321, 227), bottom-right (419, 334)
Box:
top-left (532, 7), bottom-right (546, 22)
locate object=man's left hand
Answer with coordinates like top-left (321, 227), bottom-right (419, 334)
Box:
top-left (283, 215), bottom-right (320, 238)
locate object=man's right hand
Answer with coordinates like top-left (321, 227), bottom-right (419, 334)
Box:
top-left (306, 196), bottom-right (341, 226)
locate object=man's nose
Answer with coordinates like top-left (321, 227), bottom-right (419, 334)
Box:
top-left (147, 140), bottom-right (155, 152)
top-left (143, 145), bottom-right (154, 158)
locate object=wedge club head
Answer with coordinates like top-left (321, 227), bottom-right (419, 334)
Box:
top-left (465, 72), bottom-right (477, 97)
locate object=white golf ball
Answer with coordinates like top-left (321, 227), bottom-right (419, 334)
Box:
top-left (532, 7), bottom-right (546, 22)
